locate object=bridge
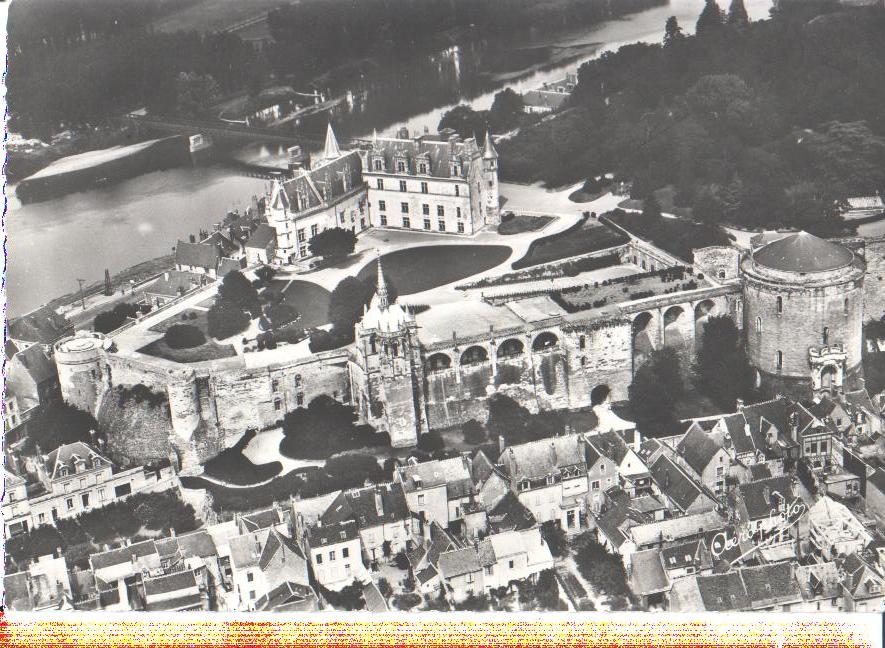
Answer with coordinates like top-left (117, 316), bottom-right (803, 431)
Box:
top-left (123, 114), bottom-right (323, 148)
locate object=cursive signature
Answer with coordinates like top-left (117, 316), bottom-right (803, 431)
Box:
top-left (710, 498), bottom-right (807, 559)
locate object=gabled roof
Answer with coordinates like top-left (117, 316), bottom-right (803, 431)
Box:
top-left (322, 482), bottom-right (410, 529)
top-left (676, 426), bottom-right (725, 476)
top-left (629, 511), bottom-right (725, 549)
top-left (649, 454), bottom-right (710, 513)
top-left (736, 476), bottom-right (795, 521)
top-left (841, 553), bottom-right (885, 599)
top-left (629, 549), bottom-right (670, 596)
top-left (499, 433), bottom-right (587, 481)
top-left (13, 343), bottom-right (57, 385)
top-left (175, 241), bottom-right (221, 270)
top-left (255, 581), bottom-right (317, 612)
top-left (144, 592), bottom-right (203, 612)
top-left (145, 270), bottom-right (209, 297)
top-left (245, 224), bottom-right (277, 249)
top-left (587, 430), bottom-right (631, 465)
top-left (306, 519), bottom-right (359, 549)
top-left (740, 562), bottom-right (800, 608)
top-left (143, 569), bottom-right (197, 597)
top-left (281, 151), bottom-right (363, 214)
top-left (795, 561), bottom-right (842, 601)
top-left (722, 413), bottom-right (755, 455)
top-left (90, 540), bottom-right (159, 571)
top-left (398, 455), bottom-right (473, 492)
top-left (488, 491), bottom-right (536, 533)
top-left (362, 581), bottom-right (388, 613)
top-left (240, 506), bottom-right (283, 533)
top-left (661, 538), bottom-right (711, 572)
top-left (258, 528), bottom-right (305, 571)
top-left (44, 442), bottom-right (109, 480)
top-left (438, 546), bottom-right (482, 579)
top-left (696, 571), bottom-right (750, 611)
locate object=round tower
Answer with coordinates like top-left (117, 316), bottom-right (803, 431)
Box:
top-left (481, 129), bottom-right (500, 229)
top-left (741, 231), bottom-right (864, 398)
top-left (54, 332), bottom-right (111, 415)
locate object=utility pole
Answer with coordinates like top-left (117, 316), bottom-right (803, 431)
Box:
top-left (77, 278), bottom-right (87, 311)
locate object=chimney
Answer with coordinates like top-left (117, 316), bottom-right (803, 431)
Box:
top-left (762, 486), bottom-right (771, 507)
top-left (498, 435), bottom-right (506, 455)
top-left (169, 528), bottom-right (176, 538)
top-left (374, 489), bottom-right (384, 517)
top-left (397, 127), bottom-right (409, 140)
top-left (508, 447), bottom-right (518, 473)
top-left (735, 399), bottom-right (744, 410)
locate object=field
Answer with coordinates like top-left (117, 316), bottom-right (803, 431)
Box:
top-left (356, 245), bottom-right (513, 295)
top-left (512, 218), bottom-right (627, 269)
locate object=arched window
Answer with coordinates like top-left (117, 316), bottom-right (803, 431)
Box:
top-left (369, 335), bottom-right (377, 354)
top-left (776, 350), bottom-right (783, 370)
top-left (756, 317), bottom-right (763, 333)
top-left (776, 296), bottom-right (783, 315)
top-left (823, 327), bottom-right (829, 345)
top-left (844, 298), bottom-right (849, 316)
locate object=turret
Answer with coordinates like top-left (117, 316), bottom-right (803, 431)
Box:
top-left (267, 178), bottom-right (292, 264)
top-left (321, 123), bottom-right (341, 162)
top-left (481, 128), bottom-right (500, 228)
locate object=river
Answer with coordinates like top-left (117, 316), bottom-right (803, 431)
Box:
top-left (6, 0), bottom-right (773, 317)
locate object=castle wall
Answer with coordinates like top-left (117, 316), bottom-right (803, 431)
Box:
top-left (860, 237), bottom-right (885, 320)
top-left (693, 246), bottom-right (741, 282)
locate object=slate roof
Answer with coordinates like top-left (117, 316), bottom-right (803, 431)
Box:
top-left (753, 231), bottom-right (854, 273)
top-left (488, 491), bottom-right (537, 533)
top-left (8, 306), bottom-right (73, 345)
top-left (629, 549), bottom-right (670, 596)
top-left (259, 528), bottom-right (305, 571)
top-left (795, 562), bottom-right (842, 601)
top-left (587, 430), bottom-right (631, 465)
top-left (359, 135), bottom-right (480, 180)
top-left (676, 426), bottom-right (725, 476)
top-left (306, 519), bottom-right (359, 548)
top-left (499, 434), bottom-right (587, 481)
top-left (649, 454), bottom-right (709, 513)
top-left (175, 241), bottom-right (222, 270)
top-left (398, 455), bottom-right (472, 493)
top-left (13, 343), bottom-right (57, 385)
top-left (281, 151), bottom-right (363, 214)
top-left (159, 530), bottom-right (217, 560)
top-left (218, 257), bottom-right (246, 276)
top-left (44, 442), bottom-right (109, 479)
top-left (255, 581), bottom-right (317, 612)
top-left (740, 562), bottom-right (800, 608)
top-left (144, 592), bottom-right (204, 611)
top-left (90, 540), bottom-right (159, 571)
top-left (145, 270), bottom-right (209, 297)
top-left (696, 571), bottom-right (750, 611)
top-left (661, 539), bottom-right (711, 572)
top-left (245, 224), bottom-right (277, 249)
top-left (867, 468), bottom-right (885, 494)
top-left (321, 482), bottom-right (410, 528)
top-left (722, 413), bottom-right (755, 455)
top-left (240, 507), bottom-right (283, 533)
top-left (841, 553), bottom-right (885, 599)
top-left (736, 476), bottom-right (795, 521)
top-left (143, 569), bottom-right (197, 597)
top-left (416, 565), bottom-right (439, 585)
top-left (749, 464), bottom-right (772, 480)
top-left (629, 511), bottom-right (725, 549)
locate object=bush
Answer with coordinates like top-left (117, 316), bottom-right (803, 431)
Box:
top-left (378, 578), bottom-right (394, 599)
top-left (164, 324), bottom-right (206, 349)
top-left (207, 300), bottom-right (251, 339)
top-left (392, 592), bottom-right (422, 610)
top-left (319, 581), bottom-right (365, 611)
top-left (454, 593), bottom-right (490, 611)
top-left (94, 302), bottom-right (139, 333)
top-left (266, 302), bottom-right (300, 327)
top-left (394, 551), bottom-right (410, 571)
top-left (417, 431), bottom-right (445, 453)
top-left (202, 429), bottom-right (283, 485)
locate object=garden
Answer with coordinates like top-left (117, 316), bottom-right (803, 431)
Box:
top-left (140, 307), bottom-right (237, 363)
top-left (511, 215), bottom-right (628, 270)
top-left (260, 279), bottom-right (332, 330)
top-left (604, 209), bottom-right (731, 264)
top-left (355, 245), bottom-right (512, 296)
top-left (497, 213), bottom-right (554, 235)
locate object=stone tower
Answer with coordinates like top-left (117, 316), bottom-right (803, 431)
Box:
top-left (267, 178), bottom-right (293, 265)
top-left (481, 128), bottom-right (500, 229)
top-left (54, 332), bottom-right (111, 415)
top-left (350, 253), bottom-right (428, 447)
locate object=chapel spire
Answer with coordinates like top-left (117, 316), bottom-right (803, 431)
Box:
top-left (323, 122), bottom-right (341, 160)
top-left (376, 250), bottom-right (389, 311)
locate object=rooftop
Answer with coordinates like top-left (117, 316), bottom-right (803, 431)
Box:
top-left (752, 231), bottom-right (854, 274)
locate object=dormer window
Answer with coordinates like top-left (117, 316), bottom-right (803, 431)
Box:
top-left (452, 164), bottom-right (460, 176)
top-left (419, 163), bottom-right (428, 174)
top-left (373, 158), bottom-right (383, 172)
top-left (91, 457), bottom-right (101, 469)
top-left (396, 160), bottom-right (406, 173)
top-left (58, 467), bottom-right (68, 477)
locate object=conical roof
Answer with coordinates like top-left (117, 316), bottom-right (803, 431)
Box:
top-left (752, 231), bottom-right (853, 273)
top-left (482, 129), bottom-right (498, 160)
top-left (323, 123), bottom-right (341, 160)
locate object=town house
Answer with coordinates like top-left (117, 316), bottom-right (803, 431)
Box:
top-left (303, 519), bottom-right (368, 591)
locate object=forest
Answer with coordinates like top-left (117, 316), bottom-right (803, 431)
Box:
top-left (498, 0), bottom-right (885, 236)
top-left (7, 0), bottom-right (664, 140)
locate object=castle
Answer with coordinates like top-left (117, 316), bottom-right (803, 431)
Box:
top-left (265, 124), bottom-right (499, 265)
top-left (52, 154), bottom-right (885, 472)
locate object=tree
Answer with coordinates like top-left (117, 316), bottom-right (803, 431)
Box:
top-left (29, 402), bottom-right (100, 453)
top-left (324, 453), bottom-right (386, 490)
top-left (308, 227), bottom-right (357, 261)
top-left (486, 394), bottom-right (530, 445)
top-left (696, 0), bottom-right (725, 38)
top-left (642, 193), bottom-right (663, 220)
top-left (694, 315), bottom-right (756, 410)
top-left (663, 16), bottom-right (685, 47)
top-left (462, 419), bottom-right (486, 445)
top-left (628, 348), bottom-right (683, 438)
top-left (280, 395), bottom-right (367, 459)
top-left (727, 0), bottom-right (750, 27)
top-left (93, 302), bottom-right (138, 333)
top-left (438, 105), bottom-right (489, 140)
top-left (378, 578), bottom-right (393, 599)
top-left (573, 533), bottom-right (631, 600)
top-left (207, 299), bottom-right (251, 340)
top-left (540, 520), bottom-right (569, 558)
top-left (489, 88), bottom-right (525, 132)
top-left (164, 324), bottom-right (206, 349)
top-left (175, 72), bottom-right (220, 119)
top-left (218, 270), bottom-right (261, 317)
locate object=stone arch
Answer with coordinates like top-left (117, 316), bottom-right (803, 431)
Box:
top-left (460, 345), bottom-right (489, 366)
top-left (497, 338), bottom-right (524, 359)
top-left (694, 299), bottom-right (719, 342)
top-left (591, 384), bottom-right (611, 406)
top-left (426, 353), bottom-right (452, 372)
top-left (632, 311), bottom-right (657, 368)
top-left (663, 305), bottom-right (689, 348)
top-left (532, 331), bottom-right (559, 352)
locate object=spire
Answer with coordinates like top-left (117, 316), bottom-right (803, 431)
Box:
top-left (270, 177), bottom-right (290, 211)
top-left (376, 249), bottom-right (389, 310)
top-left (323, 123), bottom-right (341, 160)
top-left (483, 128), bottom-right (498, 160)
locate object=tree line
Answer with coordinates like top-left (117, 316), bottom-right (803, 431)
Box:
top-left (499, 0), bottom-right (885, 236)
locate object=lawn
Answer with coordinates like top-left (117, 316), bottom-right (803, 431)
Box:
top-left (605, 209), bottom-right (731, 263)
top-left (512, 217), bottom-right (628, 269)
top-left (498, 214), bottom-right (554, 235)
top-left (148, 308), bottom-right (210, 334)
top-left (262, 280), bottom-right (332, 329)
top-left (356, 245), bottom-right (512, 295)
top-left (202, 430), bottom-right (283, 486)
top-left (618, 186), bottom-right (694, 220)
top-left (138, 338), bottom-right (237, 363)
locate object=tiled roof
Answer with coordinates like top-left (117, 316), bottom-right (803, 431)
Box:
top-left (749, 464), bottom-right (772, 480)
top-left (90, 540), bottom-right (159, 571)
top-left (13, 343), bottom-right (57, 385)
top-left (362, 582), bottom-right (388, 613)
top-left (255, 581), bottom-right (316, 612)
top-left (218, 257), bottom-right (246, 276)
top-left (740, 562), bottom-right (800, 608)
top-left (795, 562), bottom-right (842, 601)
top-left (629, 549), bottom-right (670, 596)
top-left (737, 476), bottom-right (794, 521)
top-left (438, 547), bottom-right (481, 579)
top-left (145, 270), bottom-right (209, 297)
top-left (416, 565), bottom-right (439, 585)
top-left (867, 468), bottom-right (885, 494)
top-left (696, 571), bottom-right (750, 611)
top-left (281, 152), bottom-right (363, 214)
top-left (144, 592), bottom-right (204, 611)
top-left (8, 306), bottom-right (73, 344)
top-left (143, 569), bottom-right (197, 597)
top-left (175, 241), bottom-right (221, 270)
top-left (499, 434), bottom-right (587, 481)
top-left (258, 528), bottom-right (304, 571)
top-left (359, 135), bottom-right (479, 180)
top-left (660, 539), bottom-right (710, 572)
top-left (629, 511), bottom-right (725, 548)
top-left (228, 532), bottom-right (265, 570)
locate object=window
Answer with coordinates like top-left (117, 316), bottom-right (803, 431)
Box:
top-left (247, 572), bottom-right (254, 582)
top-left (421, 182), bottom-right (428, 194)
top-left (437, 205), bottom-right (444, 217)
top-left (401, 202), bottom-right (409, 213)
top-left (823, 327), bottom-right (829, 345)
top-left (271, 379), bottom-right (279, 392)
top-left (297, 228), bottom-right (306, 243)
top-left (378, 213), bottom-right (388, 227)
top-left (452, 165), bottom-right (459, 176)
top-left (456, 207), bottom-right (462, 219)
top-left (274, 399), bottom-right (282, 411)
top-left (756, 317), bottom-right (762, 333)
top-left (844, 298), bottom-right (849, 316)
top-left (66, 498), bottom-right (74, 511)
top-left (422, 204), bottom-right (430, 216)
top-left (329, 551), bottom-right (336, 561)
top-left (403, 217), bottom-right (411, 228)
top-left (776, 350), bottom-right (783, 370)
top-left (378, 200), bottom-right (386, 211)
top-left (508, 560), bottom-right (515, 569)
top-left (340, 211), bottom-right (346, 224)
top-left (81, 493), bottom-right (89, 507)
top-left (114, 483), bottom-right (132, 498)
top-left (457, 222), bottom-right (464, 233)
top-left (345, 564), bottom-right (352, 576)
top-left (776, 296), bottom-right (783, 314)
top-left (419, 163), bottom-right (427, 174)
top-left (601, 464), bottom-right (606, 472)
top-left (485, 566), bottom-right (493, 575)
top-left (399, 180), bottom-right (407, 192)
top-left (467, 573), bottom-right (475, 584)
top-left (417, 494), bottom-right (425, 505)
top-left (716, 466), bottom-right (724, 476)
top-left (374, 159), bottom-right (383, 171)
top-left (579, 335), bottom-right (586, 350)
top-left (397, 161), bottom-right (406, 173)
top-left (310, 224), bottom-right (319, 237)
top-left (38, 513), bottom-right (45, 524)
top-left (455, 185), bottom-right (460, 196)
top-left (342, 547), bottom-right (349, 558)
top-left (316, 554), bottom-right (323, 565)
top-left (424, 219), bottom-right (431, 230)
top-left (377, 179), bottom-right (384, 190)
top-left (249, 590), bottom-right (255, 600)
top-left (438, 220), bottom-right (445, 232)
